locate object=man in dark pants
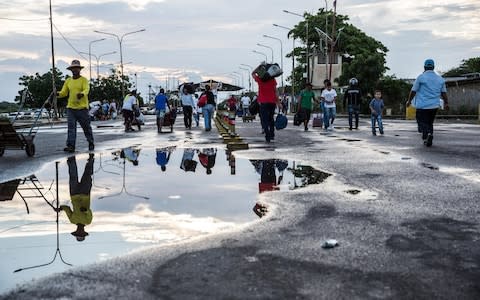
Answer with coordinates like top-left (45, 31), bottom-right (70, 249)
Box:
top-left (343, 77), bottom-right (362, 130)
top-left (58, 60), bottom-right (94, 152)
top-left (252, 70), bottom-right (282, 142)
top-left (407, 59), bottom-right (449, 147)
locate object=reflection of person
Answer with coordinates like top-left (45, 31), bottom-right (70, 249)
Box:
top-left (252, 69), bottom-right (282, 142)
top-left (120, 147), bottom-right (140, 166)
top-left (156, 147), bottom-right (175, 172)
top-left (198, 148), bottom-right (217, 175)
top-left (250, 159), bottom-right (279, 193)
top-left (407, 59), bottom-right (449, 147)
top-left (57, 59), bottom-right (94, 153)
top-left (180, 148), bottom-right (197, 172)
top-left (57, 154), bottom-right (94, 242)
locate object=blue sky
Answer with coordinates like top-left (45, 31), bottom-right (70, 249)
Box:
top-left (0, 0), bottom-right (479, 102)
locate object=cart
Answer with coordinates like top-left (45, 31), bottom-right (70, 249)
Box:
top-left (0, 91), bottom-right (52, 157)
top-left (160, 109), bottom-right (177, 133)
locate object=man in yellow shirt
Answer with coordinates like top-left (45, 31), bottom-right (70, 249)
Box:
top-left (58, 60), bottom-right (94, 153)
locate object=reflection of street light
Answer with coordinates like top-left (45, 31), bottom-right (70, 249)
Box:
top-left (80, 51), bottom-right (116, 80)
top-left (263, 34), bottom-right (284, 91)
top-left (88, 38), bottom-right (105, 82)
top-left (252, 50), bottom-right (268, 62)
top-left (273, 23), bottom-right (296, 101)
top-left (257, 43), bottom-right (274, 63)
top-left (94, 29), bottom-right (146, 99)
top-left (283, 10), bottom-right (309, 82)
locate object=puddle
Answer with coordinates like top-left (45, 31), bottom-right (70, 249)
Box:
top-left (0, 147), bottom-right (329, 293)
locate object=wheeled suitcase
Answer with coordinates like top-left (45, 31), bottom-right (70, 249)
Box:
top-left (312, 113), bottom-right (323, 128)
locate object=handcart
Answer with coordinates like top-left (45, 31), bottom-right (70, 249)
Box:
top-left (0, 91), bottom-right (51, 157)
top-left (160, 109), bottom-right (177, 133)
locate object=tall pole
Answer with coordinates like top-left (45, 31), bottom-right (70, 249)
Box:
top-left (239, 67), bottom-right (251, 91)
top-left (263, 35), bottom-right (284, 92)
top-left (325, 0), bottom-right (329, 81)
top-left (48, 0), bottom-right (58, 119)
top-left (273, 24), bottom-right (295, 106)
top-left (252, 50), bottom-right (268, 62)
top-left (88, 38), bottom-right (105, 83)
top-left (240, 64), bottom-right (254, 92)
top-left (233, 71), bottom-right (244, 90)
top-left (94, 29), bottom-right (145, 99)
top-left (329, 0), bottom-right (338, 81)
top-left (96, 51), bottom-right (116, 79)
top-left (283, 10), bottom-right (308, 84)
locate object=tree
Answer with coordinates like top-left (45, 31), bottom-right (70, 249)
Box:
top-left (288, 8), bottom-right (389, 94)
top-left (16, 68), bottom-right (64, 108)
top-left (443, 57), bottom-right (480, 77)
top-left (376, 75), bottom-right (411, 115)
top-left (89, 68), bottom-right (138, 106)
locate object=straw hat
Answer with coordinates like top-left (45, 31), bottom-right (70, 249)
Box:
top-left (67, 59), bottom-right (84, 70)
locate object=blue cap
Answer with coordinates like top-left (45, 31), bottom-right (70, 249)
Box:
top-left (424, 59), bottom-right (435, 68)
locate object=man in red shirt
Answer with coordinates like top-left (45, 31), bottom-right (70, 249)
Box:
top-left (252, 72), bottom-right (282, 142)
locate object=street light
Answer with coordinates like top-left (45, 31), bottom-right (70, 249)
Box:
top-left (315, 26), bottom-right (345, 81)
top-left (257, 43), bottom-right (274, 63)
top-left (232, 71), bottom-right (244, 90)
top-left (252, 50), bottom-right (268, 62)
top-left (94, 28), bottom-right (146, 99)
top-left (273, 23), bottom-right (296, 106)
top-left (283, 10), bottom-right (309, 83)
top-left (80, 51), bottom-right (116, 80)
top-left (240, 63), bottom-right (255, 92)
top-left (263, 34), bottom-right (284, 91)
top-left (239, 67), bottom-right (251, 91)
top-left (88, 38), bottom-right (105, 82)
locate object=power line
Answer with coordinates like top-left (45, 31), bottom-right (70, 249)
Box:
top-left (52, 23), bottom-right (88, 60)
top-left (0, 17), bottom-right (49, 22)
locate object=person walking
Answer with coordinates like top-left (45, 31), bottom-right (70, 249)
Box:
top-left (155, 88), bottom-right (169, 133)
top-left (252, 69), bottom-right (282, 142)
top-left (407, 59), bottom-right (449, 147)
top-left (344, 78), bottom-right (362, 130)
top-left (369, 90), bottom-right (385, 135)
top-left (180, 84), bottom-right (195, 129)
top-left (122, 90), bottom-right (137, 132)
top-left (320, 81), bottom-right (337, 131)
top-left (297, 83), bottom-right (317, 131)
top-left (240, 94), bottom-right (251, 116)
top-left (57, 59), bottom-right (94, 152)
top-left (200, 85), bottom-right (216, 131)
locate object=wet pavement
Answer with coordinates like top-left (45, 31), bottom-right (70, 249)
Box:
top-left (1, 115), bottom-right (479, 299)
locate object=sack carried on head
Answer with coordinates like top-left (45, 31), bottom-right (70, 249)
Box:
top-left (255, 63), bottom-right (283, 82)
top-left (198, 94), bottom-right (207, 107)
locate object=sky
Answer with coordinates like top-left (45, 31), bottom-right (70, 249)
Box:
top-left (0, 0), bottom-right (479, 102)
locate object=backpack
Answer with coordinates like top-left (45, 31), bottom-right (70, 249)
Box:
top-left (275, 113), bottom-right (287, 130)
top-left (198, 94), bottom-right (207, 107)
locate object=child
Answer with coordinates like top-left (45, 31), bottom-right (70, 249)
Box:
top-left (369, 90), bottom-right (384, 135)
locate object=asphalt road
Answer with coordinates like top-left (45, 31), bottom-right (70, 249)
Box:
top-left (1, 115), bottom-right (479, 299)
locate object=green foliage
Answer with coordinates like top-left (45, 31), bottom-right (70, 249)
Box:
top-left (375, 75), bottom-right (411, 115)
top-left (16, 68), bottom-right (64, 108)
top-left (288, 8), bottom-right (388, 95)
top-left (0, 101), bottom-right (19, 113)
top-left (443, 57), bottom-right (480, 77)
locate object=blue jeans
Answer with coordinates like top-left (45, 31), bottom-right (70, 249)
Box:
top-left (203, 104), bottom-right (215, 130)
top-left (348, 105), bottom-right (360, 129)
top-left (260, 103), bottom-right (276, 141)
top-left (324, 107), bottom-right (336, 128)
top-left (67, 108), bottom-right (94, 148)
top-left (371, 114), bottom-right (384, 134)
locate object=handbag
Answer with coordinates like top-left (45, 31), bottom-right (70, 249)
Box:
top-left (293, 110), bottom-right (305, 126)
top-left (275, 113), bottom-right (287, 130)
top-left (198, 94), bottom-right (207, 107)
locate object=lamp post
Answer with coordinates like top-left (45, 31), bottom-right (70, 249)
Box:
top-left (252, 50), bottom-right (268, 62)
top-left (94, 29), bottom-right (146, 99)
top-left (80, 51), bottom-right (116, 80)
top-left (240, 63), bottom-right (254, 92)
top-left (283, 10), bottom-right (309, 83)
top-left (88, 38), bottom-right (105, 82)
top-left (273, 23), bottom-right (296, 107)
top-left (315, 27), bottom-right (345, 81)
top-left (232, 71), bottom-right (244, 90)
top-left (239, 67), bottom-right (251, 91)
top-left (263, 34), bottom-right (284, 91)
top-left (257, 43), bottom-right (274, 63)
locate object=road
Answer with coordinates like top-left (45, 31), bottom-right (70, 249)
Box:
top-left (1, 115), bottom-right (479, 299)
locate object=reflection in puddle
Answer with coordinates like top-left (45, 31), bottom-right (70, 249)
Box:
top-left (0, 147), bottom-right (329, 293)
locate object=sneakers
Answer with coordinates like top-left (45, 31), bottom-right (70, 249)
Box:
top-left (64, 145), bottom-right (75, 153)
top-left (88, 143), bottom-right (95, 151)
top-left (424, 133), bottom-right (433, 147)
top-left (372, 132), bottom-right (377, 136)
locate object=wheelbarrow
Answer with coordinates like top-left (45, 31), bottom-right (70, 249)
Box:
top-left (0, 120), bottom-right (36, 157)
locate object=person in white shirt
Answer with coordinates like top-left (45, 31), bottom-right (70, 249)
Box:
top-left (320, 81), bottom-right (337, 130)
top-left (240, 94), bottom-right (251, 116)
top-left (180, 84), bottom-right (195, 129)
top-left (122, 90), bottom-right (137, 132)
